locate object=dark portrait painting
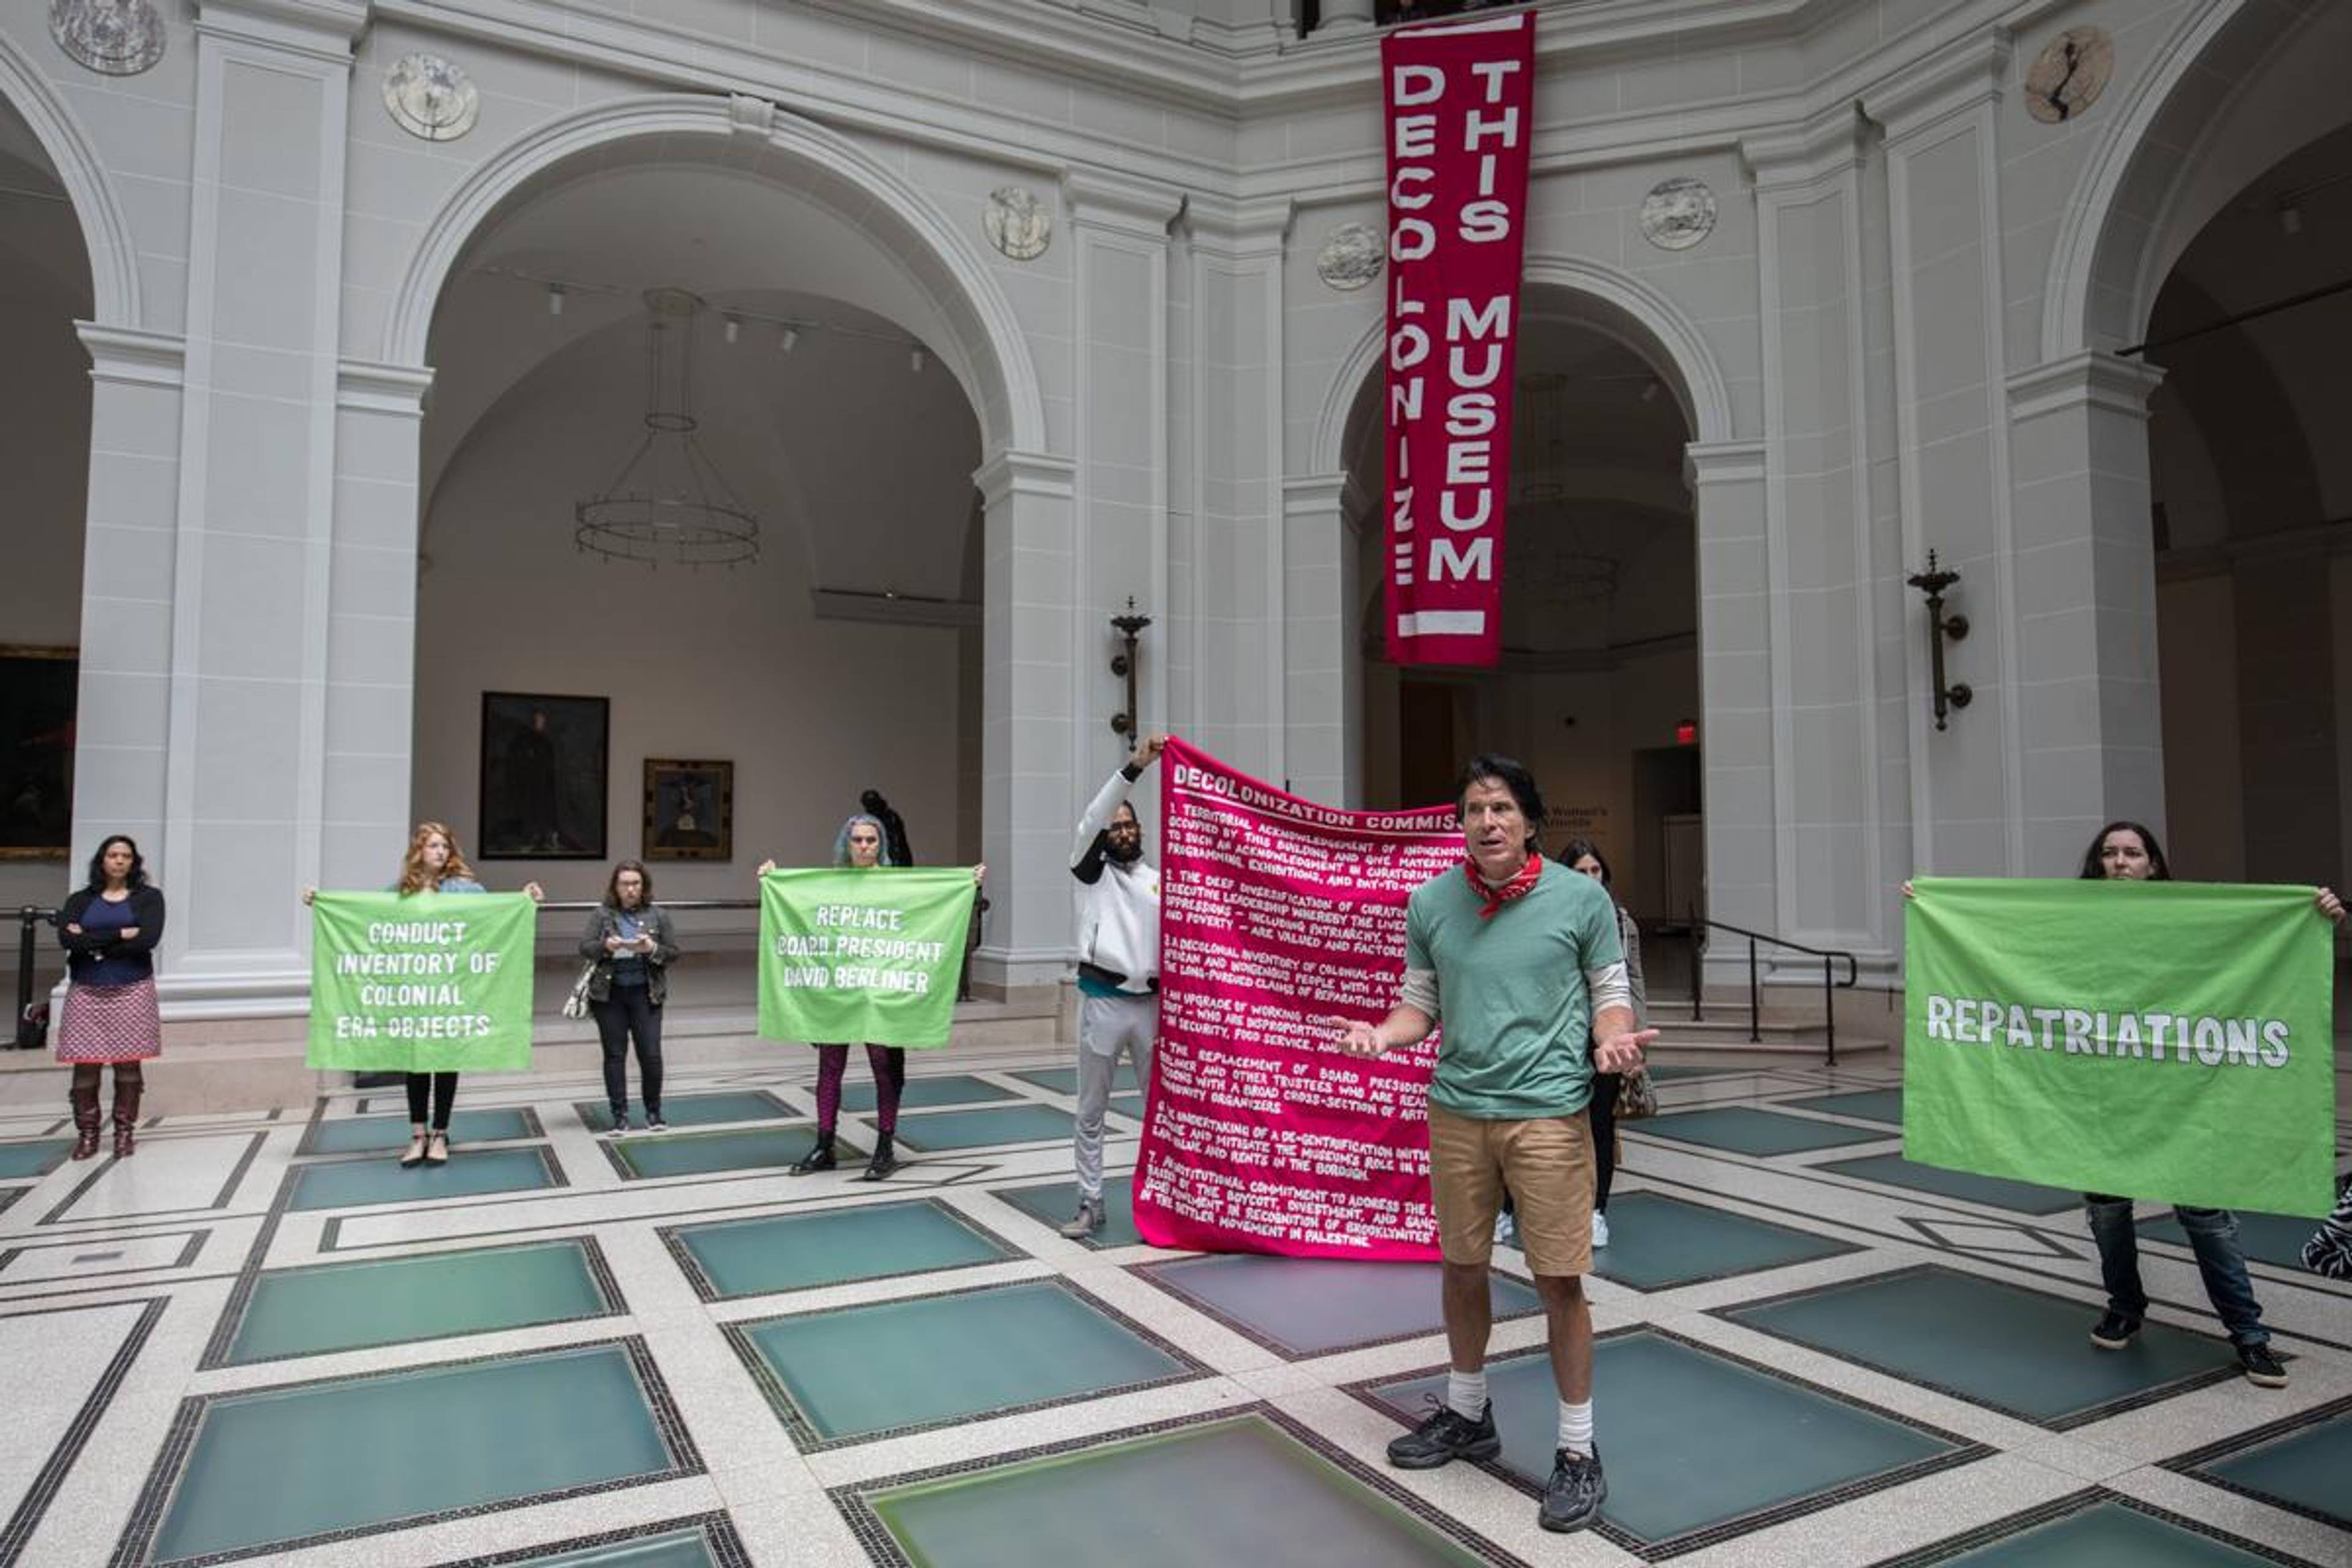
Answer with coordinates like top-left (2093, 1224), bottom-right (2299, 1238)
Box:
top-left (478, 693), bottom-right (607, 859)
top-left (644, 759), bottom-right (733, 862)
top-left (0, 647), bottom-right (76, 861)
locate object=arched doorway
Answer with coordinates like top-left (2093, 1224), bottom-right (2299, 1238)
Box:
top-left (0, 93), bottom-right (96, 921)
top-left (411, 144), bottom-right (992, 991)
top-left (1343, 285), bottom-right (1705, 944)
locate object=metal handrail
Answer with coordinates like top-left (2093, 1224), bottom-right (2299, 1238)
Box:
top-left (12, 905), bottom-right (58, 1049)
top-left (1684, 909), bottom-right (1860, 1065)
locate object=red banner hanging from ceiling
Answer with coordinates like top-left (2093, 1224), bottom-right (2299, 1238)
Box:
top-left (1381, 10), bottom-right (1534, 669)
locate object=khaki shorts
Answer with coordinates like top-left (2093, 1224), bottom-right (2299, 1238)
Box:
top-left (1427, 1104), bottom-right (1595, 1277)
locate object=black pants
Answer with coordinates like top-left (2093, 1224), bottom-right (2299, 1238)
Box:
top-left (405, 1071), bottom-right (458, 1130)
top-left (591, 986), bottom-right (663, 1118)
top-left (1588, 1072), bottom-right (1620, 1214)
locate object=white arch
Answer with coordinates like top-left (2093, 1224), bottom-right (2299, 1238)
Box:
top-left (2040, 0), bottom-right (2239, 359)
top-left (0, 31), bottom-right (140, 326)
top-left (385, 94), bottom-right (1046, 454)
top-left (1311, 252), bottom-right (1735, 476)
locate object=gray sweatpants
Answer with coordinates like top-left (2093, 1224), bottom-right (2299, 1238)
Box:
top-left (1074, 990), bottom-right (1156, 1200)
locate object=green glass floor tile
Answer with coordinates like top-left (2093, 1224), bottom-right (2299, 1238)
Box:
top-left (2193, 1409), bottom-right (2352, 1530)
top-left (1144, 1254), bottom-right (1540, 1356)
top-left (1374, 1330), bottom-right (1956, 1544)
top-left (1777, 1089), bottom-right (1903, 1126)
top-left (1933, 1501), bottom-right (2280, 1566)
top-left (1109, 1092), bottom-right (1145, 1119)
top-left (889, 1104), bottom-right (1074, 1152)
top-left (741, 1279), bottom-right (1190, 1441)
top-left (226, 1240), bottom-right (609, 1364)
top-left (149, 1343), bottom-right (677, 1564)
top-left (1645, 1065), bottom-right (1743, 1080)
top-left (868, 1413), bottom-right (1489, 1568)
top-left (1636, 1107), bottom-right (1894, 1156)
top-left (2140, 1210), bottom-right (2332, 1272)
top-left (578, 1091), bottom-right (788, 1132)
top-left (993, 1180), bottom-right (1142, 1248)
top-left (1813, 1154), bottom-right (2080, 1215)
top-left (611, 1125), bottom-right (849, 1178)
top-left (672, 1200), bottom-right (1015, 1298)
top-left (507, 1530), bottom-right (718, 1568)
top-left (1724, 1267), bottom-right (2237, 1425)
top-left (1591, 1193), bottom-right (1857, 1290)
top-left (301, 1108), bottom-right (534, 1156)
top-left (0, 1140), bottom-right (74, 1178)
top-left (1011, 1067), bottom-right (1079, 1094)
top-left (287, 1148), bottom-right (557, 1211)
top-left (840, 1074), bottom-right (1020, 1112)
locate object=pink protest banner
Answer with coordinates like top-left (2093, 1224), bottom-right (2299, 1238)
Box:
top-left (1382, 9), bottom-right (1536, 669)
top-left (1132, 740), bottom-right (1463, 1259)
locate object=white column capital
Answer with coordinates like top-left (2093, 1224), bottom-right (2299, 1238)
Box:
top-left (1683, 439), bottom-right (1767, 490)
top-left (77, 323), bottom-right (186, 386)
top-left (337, 358), bottom-right (434, 416)
top-left (1864, 26), bottom-right (2012, 146)
top-left (1741, 108), bottom-right (1870, 194)
top-left (194, 0), bottom-right (368, 61)
top-left (1183, 194), bottom-right (1294, 260)
top-left (2005, 349), bottom-right (2166, 424)
top-left (974, 448), bottom-right (1078, 508)
top-left (1061, 168), bottom-right (1185, 241)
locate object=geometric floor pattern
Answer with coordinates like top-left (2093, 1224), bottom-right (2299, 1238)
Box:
top-left (0, 1046), bottom-right (2344, 1566)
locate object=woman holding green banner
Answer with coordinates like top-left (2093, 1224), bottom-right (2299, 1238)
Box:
top-left (2073, 821), bottom-right (2340, 1388)
top-left (761, 817), bottom-right (984, 1181)
top-left (306, 821), bottom-right (543, 1167)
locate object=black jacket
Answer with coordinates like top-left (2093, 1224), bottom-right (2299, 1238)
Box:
top-left (58, 884), bottom-right (166, 981)
top-left (575, 903), bottom-right (680, 1005)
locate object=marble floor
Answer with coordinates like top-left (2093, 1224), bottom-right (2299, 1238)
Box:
top-left (0, 1043), bottom-right (2345, 1567)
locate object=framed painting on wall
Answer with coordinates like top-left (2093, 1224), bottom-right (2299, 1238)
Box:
top-left (478, 692), bottom-right (608, 859)
top-left (0, 646), bottom-right (75, 861)
top-left (644, 759), bottom-right (733, 862)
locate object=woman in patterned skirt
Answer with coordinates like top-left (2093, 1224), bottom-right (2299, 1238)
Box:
top-left (56, 835), bottom-right (165, 1159)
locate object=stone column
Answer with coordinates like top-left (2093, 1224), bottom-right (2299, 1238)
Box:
top-left (1316, 0), bottom-right (1376, 34)
top-left (156, 0), bottom-right (367, 1016)
top-left (2003, 350), bottom-right (2168, 870)
top-left (1281, 473), bottom-right (1354, 805)
top-left (1184, 194), bottom-right (1295, 785)
top-left (973, 450), bottom-right (1079, 997)
top-left (1686, 438), bottom-right (1771, 990)
top-left (1744, 116), bottom-right (1888, 956)
top-left (1874, 33), bottom-right (2024, 878)
top-left (70, 326), bottom-right (187, 902)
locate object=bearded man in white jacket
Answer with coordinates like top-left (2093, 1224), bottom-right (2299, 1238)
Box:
top-left (1058, 733), bottom-right (1166, 1237)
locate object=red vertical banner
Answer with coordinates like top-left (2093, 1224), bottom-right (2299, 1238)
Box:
top-left (1132, 741), bottom-right (1462, 1259)
top-left (1382, 10), bottom-right (1535, 669)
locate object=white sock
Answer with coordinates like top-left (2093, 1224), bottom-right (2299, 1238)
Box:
top-left (1558, 1398), bottom-right (1594, 1456)
top-left (1446, 1369), bottom-right (1488, 1420)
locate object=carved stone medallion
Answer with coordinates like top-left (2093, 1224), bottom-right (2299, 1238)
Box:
top-left (383, 53), bottom-right (479, 143)
top-left (2023, 26), bottom-right (2113, 124)
top-left (48, 0), bottom-right (164, 77)
top-left (984, 186), bottom-right (1052, 262)
top-left (1316, 222), bottom-right (1383, 290)
top-left (1639, 177), bottom-right (1716, 252)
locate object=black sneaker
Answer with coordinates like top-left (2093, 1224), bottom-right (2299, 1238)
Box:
top-left (2089, 1310), bottom-right (2139, 1350)
top-left (1539, 1446), bottom-right (1607, 1533)
top-left (2237, 1343), bottom-right (2288, 1388)
top-left (1385, 1396), bottom-right (1501, 1471)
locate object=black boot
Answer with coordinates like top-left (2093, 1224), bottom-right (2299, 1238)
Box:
top-left (110, 1068), bottom-right (143, 1159)
top-left (861, 1131), bottom-right (899, 1182)
top-left (69, 1083), bottom-right (102, 1161)
top-left (789, 1133), bottom-right (837, 1175)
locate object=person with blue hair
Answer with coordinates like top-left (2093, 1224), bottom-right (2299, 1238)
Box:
top-left (761, 812), bottom-right (982, 1180)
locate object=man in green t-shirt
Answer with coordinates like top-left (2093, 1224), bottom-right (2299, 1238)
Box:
top-left (1329, 753), bottom-right (1653, 1534)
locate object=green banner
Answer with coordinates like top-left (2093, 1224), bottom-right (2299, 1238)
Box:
top-left (758, 867), bottom-right (978, 1048)
top-left (306, 892), bottom-right (538, 1071)
top-left (1905, 878), bottom-right (2336, 1216)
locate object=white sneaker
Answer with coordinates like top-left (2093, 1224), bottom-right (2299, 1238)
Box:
top-left (1591, 1212), bottom-right (1610, 1248)
top-left (1493, 1210), bottom-right (1518, 1247)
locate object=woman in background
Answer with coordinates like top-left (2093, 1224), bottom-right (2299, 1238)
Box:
top-left (56, 835), bottom-right (165, 1159)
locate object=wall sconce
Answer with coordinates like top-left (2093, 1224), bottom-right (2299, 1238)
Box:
top-left (1109, 597), bottom-right (1152, 739)
top-left (1905, 550), bottom-right (1972, 732)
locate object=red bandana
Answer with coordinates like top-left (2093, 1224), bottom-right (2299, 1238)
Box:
top-left (1465, 851), bottom-right (1543, 919)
